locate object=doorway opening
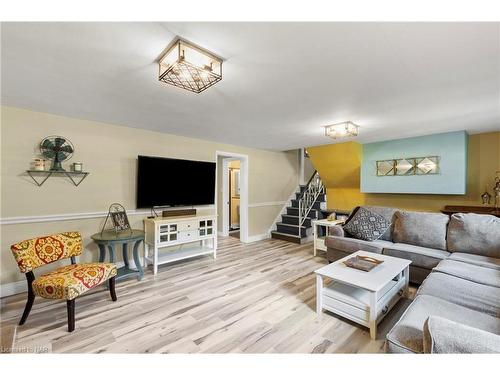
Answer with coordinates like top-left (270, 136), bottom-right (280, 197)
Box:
top-left (216, 151), bottom-right (249, 243)
top-left (228, 160), bottom-right (240, 238)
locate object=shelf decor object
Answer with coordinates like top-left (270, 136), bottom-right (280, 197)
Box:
top-left (158, 38), bottom-right (223, 93)
top-left (32, 158), bottom-right (46, 171)
top-left (72, 162), bottom-right (83, 172)
top-left (26, 135), bottom-right (89, 187)
top-left (40, 135), bottom-right (74, 171)
top-left (481, 190), bottom-right (492, 205)
top-left (324, 121), bottom-right (359, 139)
top-left (101, 203), bottom-right (132, 236)
top-left (26, 170), bottom-right (90, 187)
top-left (376, 156), bottom-right (439, 177)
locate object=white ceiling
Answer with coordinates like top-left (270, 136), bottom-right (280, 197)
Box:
top-left (1, 22), bottom-right (499, 151)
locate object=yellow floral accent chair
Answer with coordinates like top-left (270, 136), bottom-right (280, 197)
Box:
top-left (10, 232), bottom-right (117, 332)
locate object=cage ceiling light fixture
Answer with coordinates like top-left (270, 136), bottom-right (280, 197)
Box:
top-left (324, 121), bottom-right (359, 139)
top-left (158, 38), bottom-right (223, 93)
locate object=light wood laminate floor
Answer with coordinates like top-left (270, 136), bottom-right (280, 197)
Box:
top-left (1, 236), bottom-right (415, 353)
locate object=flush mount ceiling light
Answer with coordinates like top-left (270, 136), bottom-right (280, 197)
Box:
top-left (324, 121), bottom-right (359, 139)
top-left (158, 38), bottom-right (222, 94)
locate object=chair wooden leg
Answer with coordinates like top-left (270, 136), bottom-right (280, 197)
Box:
top-left (19, 292), bottom-right (35, 325)
top-left (109, 276), bottom-right (117, 301)
top-left (19, 271), bottom-right (35, 326)
top-left (67, 299), bottom-right (75, 332)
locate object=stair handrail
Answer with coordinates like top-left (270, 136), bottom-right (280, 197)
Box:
top-left (297, 170), bottom-right (325, 236)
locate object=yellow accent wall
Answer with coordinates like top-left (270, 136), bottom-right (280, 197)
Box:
top-left (307, 142), bottom-right (365, 211)
top-left (307, 131), bottom-right (500, 212)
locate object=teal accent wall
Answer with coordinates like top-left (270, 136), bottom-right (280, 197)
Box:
top-left (361, 131), bottom-right (468, 194)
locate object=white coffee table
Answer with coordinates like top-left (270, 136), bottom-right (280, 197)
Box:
top-left (315, 250), bottom-right (411, 339)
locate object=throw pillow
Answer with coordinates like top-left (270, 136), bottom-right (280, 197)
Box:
top-left (343, 207), bottom-right (390, 241)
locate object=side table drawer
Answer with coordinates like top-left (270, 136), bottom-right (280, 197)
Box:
top-left (322, 277), bottom-right (406, 325)
top-left (322, 294), bottom-right (369, 323)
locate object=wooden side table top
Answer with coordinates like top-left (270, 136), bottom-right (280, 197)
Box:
top-left (312, 219), bottom-right (345, 227)
top-left (91, 229), bottom-right (145, 243)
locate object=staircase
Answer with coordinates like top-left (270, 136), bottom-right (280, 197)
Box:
top-left (271, 171), bottom-right (326, 244)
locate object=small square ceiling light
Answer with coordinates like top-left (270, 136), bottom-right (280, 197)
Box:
top-left (324, 121), bottom-right (359, 139)
top-left (159, 39), bottom-right (222, 93)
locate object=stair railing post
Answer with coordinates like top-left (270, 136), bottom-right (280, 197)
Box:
top-left (298, 198), bottom-right (302, 237)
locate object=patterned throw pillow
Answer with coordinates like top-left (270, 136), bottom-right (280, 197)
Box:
top-left (343, 207), bottom-right (390, 241)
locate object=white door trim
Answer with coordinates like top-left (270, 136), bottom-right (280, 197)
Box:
top-left (215, 151), bottom-right (249, 243)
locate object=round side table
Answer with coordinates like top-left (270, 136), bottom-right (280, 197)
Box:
top-left (91, 229), bottom-right (145, 281)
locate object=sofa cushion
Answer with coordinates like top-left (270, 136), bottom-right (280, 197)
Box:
top-left (393, 210), bottom-right (449, 250)
top-left (448, 252), bottom-right (500, 271)
top-left (417, 271), bottom-right (500, 317)
top-left (423, 316), bottom-right (500, 353)
top-left (447, 213), bottom-right (500, 258)
top-left (325, 236), bottom-right (393, 255)
top-left (386, 295), bottom-right (500, 354)
top-left (382, 243), bottom-right (449, 270)
top-left (327, 225), bottom-right (345, 238)
top-left (358, 206), bottom-right (398, 241)
top-left (343, 207), bottom-right (391, 241)
top-left (433, 259), bottom-right (500, 288)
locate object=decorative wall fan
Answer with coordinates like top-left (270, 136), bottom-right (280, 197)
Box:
top-left (40, 136), bottom-right (74, 171)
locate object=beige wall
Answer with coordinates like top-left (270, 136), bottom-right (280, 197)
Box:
top-left (304, 155), bottom-right (315, 182)
top-left (1, 106), bottom-right (299, 285)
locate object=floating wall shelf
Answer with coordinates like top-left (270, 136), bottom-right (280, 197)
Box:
top-left (26, 170), bottom-right (90, 187)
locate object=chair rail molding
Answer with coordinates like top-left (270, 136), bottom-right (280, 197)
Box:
top-left (248, 201), bottom-right (287, 208)
top-left (0, 205), bottom-right (215, 225)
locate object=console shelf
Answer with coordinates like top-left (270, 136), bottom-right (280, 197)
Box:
top-left (144, 214), bottom-right (217, 275)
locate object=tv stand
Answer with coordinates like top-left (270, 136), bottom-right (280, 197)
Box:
top-left (143, 214), bottom-right (217, 275)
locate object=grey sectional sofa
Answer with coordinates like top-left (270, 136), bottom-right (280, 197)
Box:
top-left (325, 206), bottom-right (500, 353)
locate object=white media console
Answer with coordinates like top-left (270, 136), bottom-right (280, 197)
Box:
top-left (143, 214), bottom-right (217, 275)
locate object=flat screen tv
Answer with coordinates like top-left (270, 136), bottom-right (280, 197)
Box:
top-left (136, 155), bottom-right (216, 208)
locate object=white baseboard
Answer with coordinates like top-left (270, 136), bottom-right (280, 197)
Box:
top-left (244, 233), bottom-right (271, 243)
top-left (0, 260), bottom-right (140, 298)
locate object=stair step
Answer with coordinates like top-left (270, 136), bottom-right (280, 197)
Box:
top-left (291, 200), bottom-right (322, 209)
top-left (281, 214), bottom-right (312, 226)
top-left (276, 222), bottom-right (311, 237)
top-left (295, 192), bottom-right (326, 201)
top-left (271, 231), bottom-right (313, 244)
top-left (270, 231), bottom-right (302, 244)
top-left (286, 207), bottom-right (319, 218)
